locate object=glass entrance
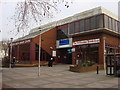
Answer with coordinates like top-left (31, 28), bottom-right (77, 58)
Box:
top-left (75, 44), bottom-right (99, 63)
top-left (59, 48), bottom-right (72, 64)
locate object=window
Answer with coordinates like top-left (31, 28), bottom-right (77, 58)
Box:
top-left (108, 17), bottom-right (112, 30)
top-left (85, 19), bottom-right (90, 31)
top-left (115, 20), bottom-right (118, 32)
top-left (74, 21), bottom-right (80, 33)
top-left (57, 14), bottom-right (120, 38)
top-left (76, 44), bottom-right (99, 63)
top-left (96, 15), bottom-right (104, 28)
top-left (118, 22), bottom-right (120, 33)
top-left (57, 25), bottom-right (68, 40)
top-left (69, 22), bottom-right (75, 34)
top-left (57, 29), bottom-right (68, 40)
top-left (35, 44), bottom-right (39, 60)
top-left (104, 15), bottom-right (109, 28)
top-left (57, 29), bottom-right (62, 40)
top-left (62, 27), bottom-right (68, 35)
top-left (90, 16), bottom-right (97, 29)
top-left (112, 19), bottom-right (116, 31)
top-left (79, 20), bottom-right (85, 32)
top-left (42, 52), bottom-right (46, 61)
top-left (104, 15), bottom-right (120, 32)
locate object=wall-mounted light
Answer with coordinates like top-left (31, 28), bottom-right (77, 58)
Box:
top-left (50, 47), bottom-right (53, 50)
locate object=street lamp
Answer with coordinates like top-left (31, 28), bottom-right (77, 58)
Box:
top-left (9, 38), bottom-right (13, 69)
top-left (38, 31), bottom-right (41, 76)
top-left (103, 37), bottom-right (106, 75)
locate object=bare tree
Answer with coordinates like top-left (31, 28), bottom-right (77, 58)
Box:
top-left (0, 39), bottom-right (9, 57)
top-left (14, 0), bottom-right (71, 32)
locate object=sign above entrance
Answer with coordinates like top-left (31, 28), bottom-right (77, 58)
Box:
top-left (73, 38), bottom-right (100, 46)
top-left (59, 39), bottom-right (69, 46)
top-left (56, 38), bottom-right (72, 49)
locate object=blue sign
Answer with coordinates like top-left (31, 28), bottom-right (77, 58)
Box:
top-left (59, 39), bottom-right (69, 46)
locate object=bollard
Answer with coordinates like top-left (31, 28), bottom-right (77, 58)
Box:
top-left (97, 65), bottom-right (99, 74)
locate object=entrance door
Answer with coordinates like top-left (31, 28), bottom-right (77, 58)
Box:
top-left (66, 53), bottom-right (72, 64)
top-left (106, 55), bottom-right (114, 75)
top-left (59, 48), bottom-right (72, 64)
top-left (106, 53), bottom-right (120, 76)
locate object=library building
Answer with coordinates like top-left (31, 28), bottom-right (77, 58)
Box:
top-left (10, 7), bottom-right (120, 65)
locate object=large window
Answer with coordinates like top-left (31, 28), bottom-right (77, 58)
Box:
top-left (74, 21), bottom-right (80, 33)
top-left (75, 44), bottom-right (99, 63)
top-left (118, 22), bottom-right (120, 33)
top-left (57, 24), bottom-right (68, 40)
top-left (104, 14), bottom-right (119, 33)
top-left (96, 15), bottom-right (104, 28)
top-left (69, 22), bottom-right (75, 34)
top-left (57, 14), bottom-right (120, 39)
top-left (90, 16), bottom-right (97, 29)
top-left (79, 19), bottom-right (85, 32)
top-left (68, 14), bottom-right (105, 35)
top-left (115, 21), bottom-right (118, 32)
top-left (104, 15), bottom-right (109, 28)
top-left (35, 45), bottom-right (51, 61)
top-left (108, 17), bottom-right (112, 30)
top-left (112, 19), bottom-right (116, 31)
top-left (85, 19), bottom-right (90, 31)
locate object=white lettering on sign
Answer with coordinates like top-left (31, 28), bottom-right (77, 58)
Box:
top-left (11, 39), bottom-right (31, 46)
top-left (19, 41), bottom-right (25, 44)
top-left (25, 40), bottom-right (31, 43)
top-left (16, 42), bottom-right (19, 45)
top-left (73, 39), bottom-right (100, 46)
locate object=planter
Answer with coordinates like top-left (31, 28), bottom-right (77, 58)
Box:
top-left (70, 64), bottom-right (104, 73)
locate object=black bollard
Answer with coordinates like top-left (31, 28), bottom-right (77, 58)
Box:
top-left (97, 65), bottom-right (99, 74)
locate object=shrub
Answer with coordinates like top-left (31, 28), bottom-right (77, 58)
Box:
top-left (82, 61), bottom-right (96, 67)
top-left (2, 56), bottom-right (10, 67)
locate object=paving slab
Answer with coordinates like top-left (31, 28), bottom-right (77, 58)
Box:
top-left (2, 64), bottom-right (119, 89)
top-left (84, 82), bottom-right (117, 88)
top-left (41, 83), bottom-right (71, 88)
top-left (43, 77), bottom-right (70, 83)
top-left (63, 79), bottom-right (91, 86)
top-left (24, 79), bottom-right (51, 86)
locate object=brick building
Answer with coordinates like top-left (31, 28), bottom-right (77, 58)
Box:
top-left (10, 7), bottom-right (120, 65)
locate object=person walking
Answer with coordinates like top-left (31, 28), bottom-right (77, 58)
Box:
top-left (48, 57), bottom-right (54, 67)
top-left (11, 57), bottom-right (16, 68)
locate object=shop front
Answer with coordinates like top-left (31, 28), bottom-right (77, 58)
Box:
top-left (11, 39), bottom-right (35, 64)
top-left (72, 38), bottom-right (100, 64)
top-left (71, 33), bottom-right (120, 65)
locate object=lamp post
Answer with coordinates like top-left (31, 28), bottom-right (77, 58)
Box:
top-left (38, 31), bottom-right (41, 76)
top-left (9, 38), bottom-right (13, 69)
top-left (103, 37), bottom-right (106, 75)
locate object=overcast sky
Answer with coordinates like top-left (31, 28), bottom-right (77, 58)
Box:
top-left (0, 0), bottom-right (120, 41)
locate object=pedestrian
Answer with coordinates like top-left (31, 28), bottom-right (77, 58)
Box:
top-left (48, 57), bottom-right (54, 67)
top-left (11, 57), bottom-right (16, 68)
top-left (50, 57), bottom-right (54, 67)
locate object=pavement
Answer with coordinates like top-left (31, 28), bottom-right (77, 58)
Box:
top-left (2, 64), bottom-right (120, 89)
top-left (0, 58), bottom-right (2, 90)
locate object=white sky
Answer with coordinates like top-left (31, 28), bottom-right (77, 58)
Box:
top-left (0, 0), bottom-right (120, 41)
